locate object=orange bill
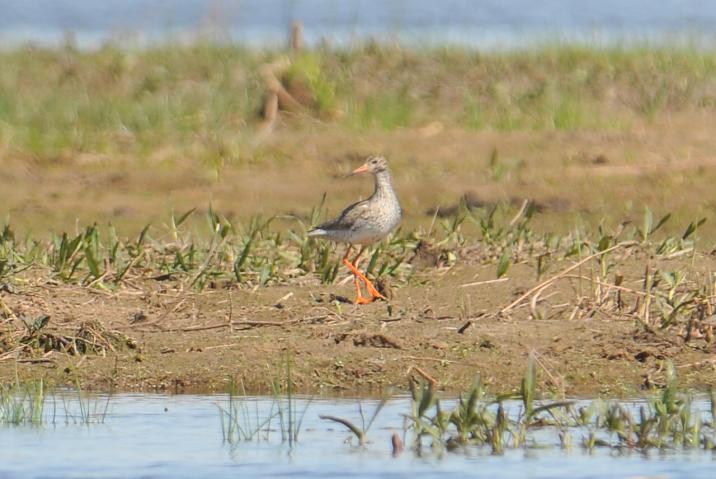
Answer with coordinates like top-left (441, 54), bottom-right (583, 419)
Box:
top-left (351, 163), bottom-right (370, 175)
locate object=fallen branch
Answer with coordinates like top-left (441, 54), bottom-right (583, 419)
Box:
top-left (458, 277), bottom-right (510, 288)
top-left (0, 346), bottom-right (25, 361)
top-left (319, 415), bottom-right (366, 445)
top-left (231, 320), bottom-right (288, 328)
top-left (16, 357), bottom-right (54, 364)
top-left (456, 311), bottom-right (488, 334)
top-left (676, 357), bottom-right (716, 369)
top-left (176, 323), bottom-right (232, 332)
top-left (408, 365), bottom-right (439, 384)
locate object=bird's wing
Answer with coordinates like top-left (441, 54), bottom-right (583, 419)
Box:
top-left (314, 199), bottom-right (373, 232)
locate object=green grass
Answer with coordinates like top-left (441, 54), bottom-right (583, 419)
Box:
top-left (0, 206), bottom-right (418, 290)
top-left (218, 377), bottom-right (274, 443)
top-left (402, 356), bottom-right (716, 453)
top-left (218, 356), bottom-right (716, 453)
top-left (0, 377), bottom-right (45, 426)
top-left (219, 354), bottom-right (311, 445)
top-left (0, 376), bottom-right (109, 426)
top-left (269, 353), bottom-right (312, 447)
top-left (0, 43), bottom-right (714, 163)
top-left (1, 202), bottom-right (714, 350)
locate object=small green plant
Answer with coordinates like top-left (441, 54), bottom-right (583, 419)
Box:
top-left (219, 377), bottom-right (275, 443)
top-left (0, 377), bottom-right (45, 426)
top-left (398, 357), bottom-right (712, 455)
top-left (638, 207), bottom-right (671, 243)
top-left (1, 376), bottom-right (111, 426)
top-left (270, 353), bottom-right (311, 447)
top-left (63, 377), bottom-right (111, 425)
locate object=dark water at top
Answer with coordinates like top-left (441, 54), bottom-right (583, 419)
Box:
top-left (1, 394), bottom-right (715, 479)
top-left (1, 0), bottom-right (716, 49)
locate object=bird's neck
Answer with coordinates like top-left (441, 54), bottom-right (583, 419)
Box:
top-left (372, 170), bottom-right (394, 198)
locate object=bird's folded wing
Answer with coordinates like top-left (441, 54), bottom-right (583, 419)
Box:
top-left (316, 200), bottom-right (372, 231)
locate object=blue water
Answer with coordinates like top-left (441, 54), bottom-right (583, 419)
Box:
top-left (1, 394), bottom-right (714, 478)
top-left (1, 0), bottom-right (716, 49)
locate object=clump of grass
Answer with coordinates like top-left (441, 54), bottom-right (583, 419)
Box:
top-left (215, 356), bottom-right (714, 454)
top-left (583, 361), bottom-right (706, 450)
top-left (218, 360), bottom-right (313, 446)
top-left (1, 376), bottom-right (111, 426)
top-left (0, 377), bottom-right (45, 426)
top-left (64, 377), bottom-right (111, 425)
top-left (0, 204), bottom-right (419, 293)
top-left (219, 377), bottom-right (274, 443)
top-left (463, 94), bottom-right (485, 130)
top-left (400, 356), bottom-right (715, 454)
top-left (284, 51), bottom-right (339, 116)
top-left (269, 353), bottom-right (311, 447)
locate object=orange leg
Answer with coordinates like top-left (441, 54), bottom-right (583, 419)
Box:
top-left (350, 247), bottom-right (375, 304)
top-left (350, 247), bottom-right (365, 269)
top-left (352, 247), bottom-right (386, 300)
top-left (353, 275), bottom-right (373, 304)
top-left (341, 245), bottom-right (387, 303)
top-left (343, 246), bottom-right (370, 304)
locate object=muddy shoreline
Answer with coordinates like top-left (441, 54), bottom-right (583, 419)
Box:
top-left (3, 258), bottom-right (714, 398)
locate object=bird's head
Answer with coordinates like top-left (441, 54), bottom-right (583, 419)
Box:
top-left (351, 155), bottom-right (388, 175)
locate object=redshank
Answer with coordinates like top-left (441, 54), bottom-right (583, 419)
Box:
top-left (308, 155), bottom-right (402, 304)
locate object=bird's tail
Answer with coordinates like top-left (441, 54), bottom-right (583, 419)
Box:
top-left (307, 228), bottom-right (327, 237)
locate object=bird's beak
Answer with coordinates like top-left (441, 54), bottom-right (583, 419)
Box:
top-left (350, 163), bottom-right (370, 175)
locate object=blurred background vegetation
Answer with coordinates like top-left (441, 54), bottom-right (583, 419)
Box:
top-left (1, 2), bottom-right (716, 241)
top-left (1, 43), bottom-right (715, 159)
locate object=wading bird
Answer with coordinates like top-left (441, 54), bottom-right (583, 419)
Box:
top-left (308, 155), bottom-right (401, 304)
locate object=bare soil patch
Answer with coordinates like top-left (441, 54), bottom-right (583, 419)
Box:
top-left (2, 256), bottom-right (714, 397)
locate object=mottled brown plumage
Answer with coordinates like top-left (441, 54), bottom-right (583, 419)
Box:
top-left (308, 155), bottom-right (401, 304)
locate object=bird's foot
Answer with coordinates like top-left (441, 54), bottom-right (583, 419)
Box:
top-left (353, 291), bottom-right (386, 305)
top-left (344, 256), bottom-right (388, 304)
top-left (363, 280), bottom-right (387, 301)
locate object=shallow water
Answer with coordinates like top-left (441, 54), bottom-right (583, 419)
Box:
top-left (1, 394), bottom-right (715, 479)
top-left (2, 0), bottom-right (716, 49)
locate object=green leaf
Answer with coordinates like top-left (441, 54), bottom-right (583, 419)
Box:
top-left (234, 238), bottom-right (253, 277)
top-left (84, 244), bottom-right (100, 278)
top-left (135, 224), bottom-right (151, 251)
top-left (521, 355), bottom-right (536, 417)
top-left (366, 248), bottom-right (380, 276)
top-left (651, 213), bottom-right (672, 235)
top-left (528, 400), bottom-right (575, 419)
top-left (175, 208), bottom-right (196, 228)
top-left (682, 217), bottom-right (706, 240)
top-left (642, 207), bottom-right (653, 241)
top-left (496, 248), bottom-right (511, 279)
top-left (417, 383), bottom-right (436, 418)
top-left (597, 235), bottom-right (612, 252)
top-left (175, 251), bottom-right (189, 272)
top-left (259, 263), bottom-right (270, 285)
top-left (21, 314), bottom-right (50, 335)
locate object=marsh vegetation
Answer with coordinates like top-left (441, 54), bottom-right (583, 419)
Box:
top-left (1, 41), bottom-right (716, 396)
